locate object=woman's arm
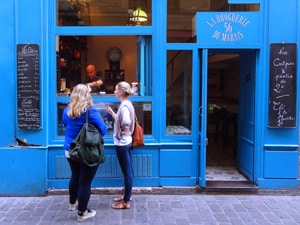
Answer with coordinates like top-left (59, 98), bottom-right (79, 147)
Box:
top-left (88, 107), bottom-right (107, 136)
top-left (106, 106), bottom-right (116, 119)
top-left (120, 106), bottom-right (131, 133)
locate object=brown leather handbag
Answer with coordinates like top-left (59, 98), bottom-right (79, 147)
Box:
top-left (132, 114), bottom-right (144, 149)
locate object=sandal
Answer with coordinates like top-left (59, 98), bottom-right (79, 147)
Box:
top-left (114, 195), bottom-right (133, 202)
top-left (111, 201), bottom-right (130, 209)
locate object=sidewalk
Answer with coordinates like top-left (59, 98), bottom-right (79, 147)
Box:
top-left (1, 188), bottom-right (300, 225)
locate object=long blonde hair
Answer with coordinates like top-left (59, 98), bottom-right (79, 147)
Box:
top-left (67, 84), bottom-right (93, 118)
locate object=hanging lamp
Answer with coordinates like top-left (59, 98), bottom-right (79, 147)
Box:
top-left (129, 6), bottom-right (148, 25)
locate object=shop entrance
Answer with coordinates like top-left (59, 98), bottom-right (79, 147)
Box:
top-left (201, 49), bottom-right (257, 188)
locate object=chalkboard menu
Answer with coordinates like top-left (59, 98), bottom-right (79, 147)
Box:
top-left (269, 43), bottom-right (297, 128)
top-left (17, 44), bottom-right (41, 130)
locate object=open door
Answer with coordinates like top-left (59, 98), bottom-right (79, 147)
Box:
top-left (237, 51), bottom-right (256, 181)
top-left (204, 49), bottom-right (256, 189)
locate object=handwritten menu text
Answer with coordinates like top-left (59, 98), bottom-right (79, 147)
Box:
top-left (269, 43), bottom-right (296, 128)
top-left (17, 44), bottom-right (40, 130)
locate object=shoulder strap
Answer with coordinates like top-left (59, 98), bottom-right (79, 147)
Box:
top-left (85, 108), bottom-right (89, 123)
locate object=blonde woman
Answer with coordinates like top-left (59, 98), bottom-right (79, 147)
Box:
top-left (62, 84), bottom-right (106, 222)
top-left (106, 81), bottom-right (135, 209)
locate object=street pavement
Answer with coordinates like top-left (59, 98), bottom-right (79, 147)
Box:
top-left (1, 189), bottom-right (300, 225)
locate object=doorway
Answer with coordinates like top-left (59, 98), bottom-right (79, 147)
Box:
top-left (205, 50), bottom-right (256, 185)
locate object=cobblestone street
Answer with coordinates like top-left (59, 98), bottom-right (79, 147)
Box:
top-left (1, 191), bottom-right (300, 225)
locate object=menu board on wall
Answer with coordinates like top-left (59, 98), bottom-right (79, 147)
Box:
top-left (269, 43), bottom-right (296, 128)
top-left (17, 44), bottom-right (41, 130)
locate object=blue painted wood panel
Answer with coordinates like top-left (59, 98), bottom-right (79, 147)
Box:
top-left (0, 148), bottom-right (47, 196)
top-left (48, 147), bottom-right (160, 188)
top-left (268, 0), bottom-right (298, 43)
top-left (238, 51), bottom-right (256, 181)
top-left (160, 149), bottom-right (192, 177)
top-left (264, 150), bottom-right (298, 178)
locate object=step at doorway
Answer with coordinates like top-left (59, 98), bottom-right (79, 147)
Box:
top-left (205, 181), bottom-right (258, 193)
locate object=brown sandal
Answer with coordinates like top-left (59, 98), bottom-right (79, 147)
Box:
top-left (114, 195), bottom-right (133, 202)
top-left (111, 201), bottom-right (130, 209)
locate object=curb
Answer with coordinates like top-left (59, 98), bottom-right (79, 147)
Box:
top-left (46, 186), bottom-right (300, 196)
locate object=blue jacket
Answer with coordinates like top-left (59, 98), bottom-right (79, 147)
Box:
top-left (62, 106), bottom-right (107, 151)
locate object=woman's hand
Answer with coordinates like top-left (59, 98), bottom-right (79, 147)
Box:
top-left (106, 106), bottom-right (115, 116)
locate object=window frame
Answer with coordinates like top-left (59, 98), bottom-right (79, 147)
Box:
top-left (50, 2), bottom-right (154, 144)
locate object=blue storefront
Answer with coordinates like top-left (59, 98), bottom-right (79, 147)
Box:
top-left (0, 0), bottom-right (299, 196)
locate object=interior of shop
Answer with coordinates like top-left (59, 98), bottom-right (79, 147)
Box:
top-left (206, 54), bottom-right (244, 182)
top-left (57, 35), bottom-right (138, 94)
top-left (57, 0), bottom-right (259, 183)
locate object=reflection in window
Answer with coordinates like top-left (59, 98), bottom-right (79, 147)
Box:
top-left (58, 102), bottom-right (152, 136)
top-left (166, 50), bottom-right (192, 135)
top-left (57, 0), bottom-right (152, 26)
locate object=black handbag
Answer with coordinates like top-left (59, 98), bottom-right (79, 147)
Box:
top-left (69, 108), bottom-right (105, 167)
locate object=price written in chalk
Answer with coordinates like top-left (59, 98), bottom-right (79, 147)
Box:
top-left (269, 43), bottom-right (296, 128)
top-left (17, 44), bottom-right (41, 130)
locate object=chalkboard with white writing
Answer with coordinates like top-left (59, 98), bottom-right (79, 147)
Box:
top-left (17, 44), bottom-right (41, 130)
top-left (269, 43), bottom-right (296, 128)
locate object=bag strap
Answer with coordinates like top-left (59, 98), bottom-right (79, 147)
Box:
top-left (85, 108), bottom-right (89, 123)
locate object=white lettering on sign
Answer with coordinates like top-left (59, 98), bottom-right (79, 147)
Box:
top-left (18, 45), bottom-right (38, 57)
top-left (269, 44), bottom-right (296, 128)
top-left (205, 13), bottom-right (251, 42)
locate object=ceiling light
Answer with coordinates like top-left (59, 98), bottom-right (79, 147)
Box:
top-left (129, 7), bottom-right (148, 25)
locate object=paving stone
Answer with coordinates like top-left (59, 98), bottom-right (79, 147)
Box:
top-left (1, 193), bottom-right (300, 224)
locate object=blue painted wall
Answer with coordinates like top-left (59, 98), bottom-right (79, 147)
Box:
top-left (0, 0), bottom-right (299, 195)
top-left (257, 0), bottom-right (300, 188)
top-left (0, 1), bottom-right (15, 147)
top-left (0, 0), bottom-right (48, 196)
top-left (0, 148), bottom-right (47, 196)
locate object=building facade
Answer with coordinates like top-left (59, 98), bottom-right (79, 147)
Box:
top-left (0, 0), bottom-right (299, 195)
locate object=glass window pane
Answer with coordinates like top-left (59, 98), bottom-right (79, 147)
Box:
top-left (58, 102), bottom-right (152, 136)
top-left (56, 35), bottom-right (151, 96)
top-left (57, 0), bottom-right (152, 26)
top-left (166, 50), bottom-right (192, 135)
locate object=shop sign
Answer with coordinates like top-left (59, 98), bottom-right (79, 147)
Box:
top-left (195, 12), bottom-right (260, 46)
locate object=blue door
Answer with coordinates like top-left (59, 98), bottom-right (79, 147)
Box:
top-left (238, 51), bottom-right (256, 181)
top-left (200, 49), bottom-right (257, 186)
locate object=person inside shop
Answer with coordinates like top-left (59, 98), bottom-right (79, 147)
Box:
top-left (85, 64), bottom-right (104, 93)
top-left (62, 84), bottom-right (107, 222)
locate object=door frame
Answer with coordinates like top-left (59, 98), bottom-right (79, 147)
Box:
top-left (198, 48), bottom-right (257, 187)
top-left (198, 48), bottom-right (208, 187)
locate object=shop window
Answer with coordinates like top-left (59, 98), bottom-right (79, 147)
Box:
top-left (166, 50), bottom-right (192, 135)
top-left (56, 35), bottom-right (152, 136)
top-left (56, 35), bottom-right (151, 96)
top-left (58, 102), bottom-right (152, 136)
top-left (54, 1), bottom-right (153, 140)
top-left (57, 0), bottom-right (152, 26)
